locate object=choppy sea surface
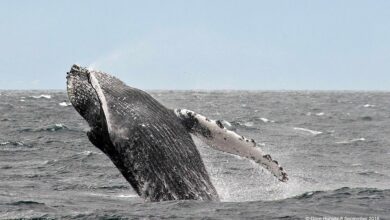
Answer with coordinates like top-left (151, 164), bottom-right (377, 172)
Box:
top-left (0, 90), bottom-right (389, 219)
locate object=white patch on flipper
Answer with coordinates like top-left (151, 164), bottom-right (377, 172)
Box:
top-left (174, 109), bottom-right (288, 182)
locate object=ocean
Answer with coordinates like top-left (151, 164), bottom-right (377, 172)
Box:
top-left (0, 90), bottom-right (389, 219)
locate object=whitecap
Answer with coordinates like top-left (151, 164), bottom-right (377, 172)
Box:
top-left (259, 117), bottom-right (275, 123)
top-left (79, 150), bottom-right (93, 156)
top-left (117, 194), bottom-right (137, 198)
top-left (363, 104), bottom-right (375, 108)
top-left (55, 123), bottom-right (65, 128)
top-left (315, 112), bottom-right (325, 116)
top-left (221, 120), bottom-right (232, 127)
top-left (351, 163), bottom-right (362, 166)
top-left (0, 141), bottom-right (24, 146)
top-left (336, 138), bottom-right (366, 144)
top-left (40, 123), bottom-right (68, 132)
top-left (43, 159), bottom-right (56, 165)
top-left (244, 121), bottom-right (254, 127)
top-left (293, 127), bottom-right (323, 135)
top-left (259, 118), bottom-right (269, 123)
top-left (85, 192), bottom-right (110, 197)
top-left (59, 102), bottom-right (72, 107)
top-left (78, 150), bottom-right (102, 156)
top-left (31, 95), bottom-right (51, 99)
top-left (220, 120), bottom-right (236, 130)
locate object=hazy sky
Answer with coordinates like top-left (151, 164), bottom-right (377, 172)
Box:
top-left (1, 0), bottom-right (389, 90)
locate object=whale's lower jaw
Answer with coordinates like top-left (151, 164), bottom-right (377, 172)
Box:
top-left (67, 65), bottom-right (219, 202)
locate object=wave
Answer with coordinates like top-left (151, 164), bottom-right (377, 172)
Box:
top-left (77, 150), bottom-right (102, 156)
top-left (96, 185), bottom-right (131, 190)
top-left (30, 94), bottom-right (51, 99)
top-left (360, 116), bottom-right (373, 121)
top-left (363, 104), bottom-right (375, 108)
top-left (230, 121), bottom-right (257, 130)
top-left (7, 200), bottom-right (45, 206)
top-left (42, 124), bottom-right (68, 131)
top-left (53, 183), bottom-right (131, 191)
top-left (220, 120), bottom-right (234, 130)
top-left (336, 138), bottom-right (365, 144)
top-left (59, 102), bottom-right (72, 107)
top-left (0, 103), bottom-right (14, 110)
top-left (19, 124), bottom-right (69, 132)
top-left (243, 121), bottom-right (254, 127)
top-left (259, 117), bottom-right (274, 123)
top-left (307, 112), bottom-right (326, 116)
top-left (117, 194), bottom-right (138, 198)
top-left (293, 127), bottom-right (323, 135)
top-left (0, 141), bottom-right (29, 147)
top-left (231, 117), bottom-right (275, 130)
top-left (72, 150), bottom-right (103, 160)
top-left (0, 141), bottom-right (33, 151)
top-left (292, 187), bottom-right (389, 200)
top-left (357, 170), bottom-right (386, 177)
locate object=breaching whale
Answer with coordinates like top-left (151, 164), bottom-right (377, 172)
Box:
top-left (66, 64), bottom-right (288, 202)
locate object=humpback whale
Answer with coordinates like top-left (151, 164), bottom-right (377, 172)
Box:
top-left (66, 64), bottom-right (287, 202)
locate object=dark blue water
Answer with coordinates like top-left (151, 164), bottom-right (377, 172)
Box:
top-left (0, 91), bottom-right (389, 219)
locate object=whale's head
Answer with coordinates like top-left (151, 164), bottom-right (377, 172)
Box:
top-left (66, 64), bottom-right (102, 128)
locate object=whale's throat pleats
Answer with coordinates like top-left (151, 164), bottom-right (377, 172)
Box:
top-left (83, 70), bottom-right (219, 201)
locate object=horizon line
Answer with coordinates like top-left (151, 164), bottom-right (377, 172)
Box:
top-left (1, 89), bottom-right (390, 93)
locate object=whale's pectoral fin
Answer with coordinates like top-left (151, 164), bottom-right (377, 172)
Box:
top-left (174, 108), bottom-right (288, 182)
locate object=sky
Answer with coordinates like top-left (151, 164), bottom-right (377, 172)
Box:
top-left (0, 0), bottom-right (389, 90)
